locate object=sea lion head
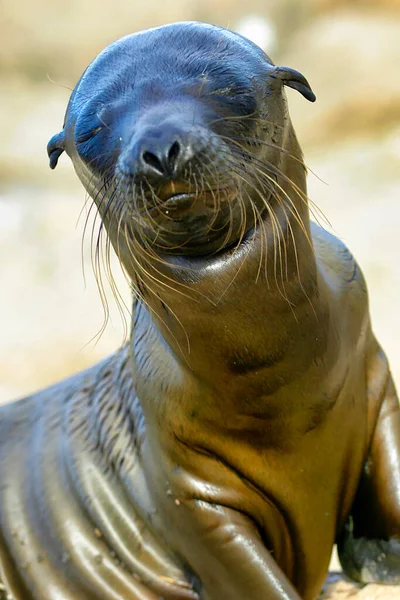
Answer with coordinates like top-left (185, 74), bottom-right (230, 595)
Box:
top-left (48, 22), bottom-right (315, 264)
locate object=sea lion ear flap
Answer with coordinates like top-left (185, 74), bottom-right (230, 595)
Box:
top-left (47, 131), bottom-right (66, 169)
top-left (273, 66), bottom-right (316, 103)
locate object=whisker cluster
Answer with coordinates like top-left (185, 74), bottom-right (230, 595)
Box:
top-left (81, 114), bottom-right (323, 350)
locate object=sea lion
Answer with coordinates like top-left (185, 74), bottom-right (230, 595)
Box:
top-left (0, 21), bottom-right (399, 600)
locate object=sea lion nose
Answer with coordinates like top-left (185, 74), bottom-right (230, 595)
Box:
top-left (133, 126), bottom-right (194, 180)
top-left (140, 138), bottom-right (182, 178)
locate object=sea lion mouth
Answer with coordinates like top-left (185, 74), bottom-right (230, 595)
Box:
top-left (156, 181), bottom-right (199, 202)
top-left (145, 187), bottom-right (232, 216)
top-left (122, 160), bottom-right (274, 256)
top-left (124, 181), bottom-right (256, 257)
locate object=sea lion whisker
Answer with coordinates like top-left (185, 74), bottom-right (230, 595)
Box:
top-left (215, 189), bottom-right (237, 257)
top-left (200, 158), bottom-right (245, 258)
top-left (220, 130), bottom-right (327, 193)
top-left (227, 145), bottom-right (330, 241)
top-left (263, 195), bottom-right (284, 298)
top-left (215, 113), bottom-right (288, 132)
top-left (214, 225), bottom-right (252, 303)
top-left (138, 181), bottom-right (164, 235)
top-left (229, 164), bottom-right (295, 305)
top-left (223, 133), bottom-right (309, 170)
top-left (123, 223), bottom-right (192, 358)
top-left (284, 204), bottom-right (317, 319)
top-left (247, 192), bottom-right (269, 285)
top-left (194, 169), bottom-right (219, 231)
top-left (231, 130), bottom-right (329, 185)
top-left (127, 264), bottom-right (186, 357)
top-left (121, 200), bottom-right (197, 285)
top-left (132, 231), bottom-right (194, 280)
top-left (102, 193), bottom-right (131, 342)
top-left (92, 183), bottom-right (126, 297)
top-left (195, 163), bottom-right (227, 233)
top-left (82, 167), bottom-right (114, 228)
top-left (127, 232), bottom-right (201, 303)
top-left (136, 248), bottom-right (200, 302)
top-left (237, 182), bottom-right (249, 254)
top-left (224, 135), bottom-right (323, 213)
top-left (114, 204), bottom-right (136, 318)
top-left (227, 171), bottom-right (267, 283)
top-left (86, 181), bottom-right (117, 317)
top-left (250, 164), bottom-right (312, 248)
top-left (215, 188), bottom-right (265, 303)
top-left (80, 191), bottom-right (105, 289)
top-left (269, 204), bottom-right (294, 306)
top-left (251, 154), bottom-right (331, 229)
top-left (207, 110), bottom-right (259, 128)
top-left (255, 202), bottom-right (270, 285)
top-left (249, 168), bottom-right (294, 291)
top-left (223, 161), bottom-right (248, 253)
top-left (265, 161), bottom-right (330, 227)
top-left (192, 171), bottom-right (201, 203)
top-left (90, 188), bottom-right (125, 343)
top-left (238, 173), bottom-right (271, 285)
top-left (77, 176), bottom-right (106, 231)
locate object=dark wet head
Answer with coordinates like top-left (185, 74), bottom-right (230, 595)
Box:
top-left (48, 22), bottom-right (315, 258)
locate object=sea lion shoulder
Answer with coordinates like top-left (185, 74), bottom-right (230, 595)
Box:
top-left (311, 221), bottom-right (367, 293)
top-left (311, 221), bottom-right (371, 353)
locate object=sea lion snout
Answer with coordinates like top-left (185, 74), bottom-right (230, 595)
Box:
top-left (112, 105), bottom-right (244, 253)
top-left (117, 121), bottom-right (208, 183)
top-left (130, 133), bottom-right (186, 180)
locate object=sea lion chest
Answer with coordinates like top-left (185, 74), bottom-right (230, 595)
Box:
top-left (130, 230), bottom-right (372, 598)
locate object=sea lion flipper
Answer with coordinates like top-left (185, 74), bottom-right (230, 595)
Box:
top-left (47, 131), bottom-right (65, 169)
top-left (337, 375), bottom-right (400, 584)
top-left (273, 66), bottom-right (316, 103)
top-left (169, 500), bottom-right (301, 599)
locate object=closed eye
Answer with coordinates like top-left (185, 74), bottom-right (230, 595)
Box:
top-left (210, 86), bottom-right (237, 96)
top-left (76, 126), bottom-right (103, 145)
top-left (210, 85), bottom-right (251, 98)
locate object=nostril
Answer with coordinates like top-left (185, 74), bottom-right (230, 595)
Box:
top-left (140, 138), bottom-right (183, 178)
top-left (167, 141), bottom-right (181, 170)
top-left (142, 150), bottom-right (164, 174)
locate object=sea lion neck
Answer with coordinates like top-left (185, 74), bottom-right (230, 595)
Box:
top-left (129, 156), bottom-right (323, 394)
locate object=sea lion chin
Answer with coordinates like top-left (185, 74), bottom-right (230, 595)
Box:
top-left (0, 21), bottom-right (399, 600)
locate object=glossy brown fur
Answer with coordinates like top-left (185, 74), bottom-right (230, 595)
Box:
top-left (0, 22), bottom-right (399, 600)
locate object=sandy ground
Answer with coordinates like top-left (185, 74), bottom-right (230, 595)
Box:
top-left (320, 573), bottom-right (400, 599)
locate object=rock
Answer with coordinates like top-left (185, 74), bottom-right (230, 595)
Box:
top-left (320, 572), bottom-right (400, 599)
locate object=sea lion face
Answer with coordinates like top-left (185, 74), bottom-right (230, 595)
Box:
top-left (48, 22), bottom-right (315, 259)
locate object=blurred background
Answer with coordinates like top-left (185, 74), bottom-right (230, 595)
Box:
top-left (1, 0), bottom-right (399, 406)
